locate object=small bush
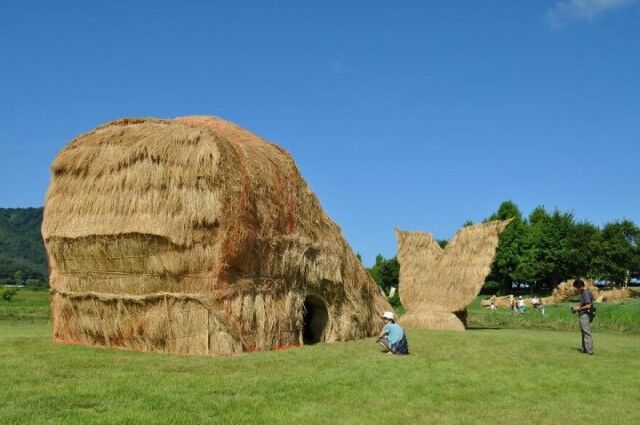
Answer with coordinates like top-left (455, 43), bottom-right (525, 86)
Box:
top-left (1, 288), bottom-right (17, 302)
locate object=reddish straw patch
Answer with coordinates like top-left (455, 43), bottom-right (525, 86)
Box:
top-left (272, 342), bottom-right (301, 351)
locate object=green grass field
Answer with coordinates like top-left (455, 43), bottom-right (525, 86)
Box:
top-left (0, 288), bottom-right (50, 321)
top-left (2, 290), bottom-right (640, 424)
top-left (468, 294), bottom-right (640, 334)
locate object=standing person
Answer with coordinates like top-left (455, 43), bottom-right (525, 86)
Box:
top-left (540, 298), bottom-right (545, 316)
top-left (571, 279), bottom-right (595, 355)
top-left (517, 296), bottom-right (526, 313)
top-left (531, 296), bottom-right (540, 310)
top-left (376, 311), bottom-right (409, 355)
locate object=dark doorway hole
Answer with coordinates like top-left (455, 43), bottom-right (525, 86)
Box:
top-left (454, 309), bottom-right (468, 327)
top-left (302, 295), bottom-right (328, 345)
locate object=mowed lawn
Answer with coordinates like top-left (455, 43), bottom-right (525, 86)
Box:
top-left (2, 292), bottom-right (640, 424)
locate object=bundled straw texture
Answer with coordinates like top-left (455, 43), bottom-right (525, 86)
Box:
top-left (395, 220), bottom-right (511, 330)
top-left (43, 116), bottom-right (390, 356)
top-left (480, 295), bottom-right (514, 309)
top-left (597, 287), bottom-right (637, 302)
top-left (481, 280), bottom-right (638, 309)
top-left (542, 278), bottom-right (637, 305)
top-left (542, 278), bottom-right (598, 305)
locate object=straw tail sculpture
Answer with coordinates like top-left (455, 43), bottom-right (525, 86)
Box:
top-left (42, 116), bottom-right (390, 356)
top-left (395, 220), bottom-right (511, 331)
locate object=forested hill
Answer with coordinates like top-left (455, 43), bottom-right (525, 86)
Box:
top-left (0, 208), bottom-right (47, 282)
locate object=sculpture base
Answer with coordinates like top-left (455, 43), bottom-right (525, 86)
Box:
top-left (398, 309), bottom-right (466, 331)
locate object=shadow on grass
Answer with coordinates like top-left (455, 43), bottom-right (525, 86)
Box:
top-left (465, 326), bottom-right (502, 331)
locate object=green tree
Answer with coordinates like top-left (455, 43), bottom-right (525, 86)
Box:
top-left (516, 208), bottom-right (602, 290)
top-left (521, 208), bottom-right (577, 287)
top-left (13, 270), bottom-right (24, 285)
top-left (368, 254), bottom-right (400, 293)
top-left (594, 220), bottom-right (640, 285)
top-left (511, 206), bottom-right (549, 285)
top-left (486, 200), bottom-right (528, 293)
top-left (566, 221), bottom-right (600, 278)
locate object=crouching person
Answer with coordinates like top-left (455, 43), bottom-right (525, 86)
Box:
top-left (376, 311), bottom-right (409, 355)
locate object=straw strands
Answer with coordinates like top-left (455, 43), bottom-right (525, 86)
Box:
top-left (542, 278), bottom-right (636, 305)
top-left (480, 279), bottom-right (638, 310)
top-left (597, 287), bottom-right (637, 302)
top-left (395, 220), bottom-right (511, 330)
top-left (43, 116), bottom-right (390, 356)
top-left (480, 295), bottom-right (514, 309)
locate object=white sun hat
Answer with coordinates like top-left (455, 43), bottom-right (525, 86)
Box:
top-left (382, 311), bottom-right (395, 320)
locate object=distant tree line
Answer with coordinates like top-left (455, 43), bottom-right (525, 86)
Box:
top-left (0, 208), bottom-right (47, 284)
top-left (366, 200), bottom-right (640, 297)
top-left (485, 200), bottom-right (639, 293)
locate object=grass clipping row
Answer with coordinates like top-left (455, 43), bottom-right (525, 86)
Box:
top-left (396, 220), bottom-right (511, 330)
top-left (42, 116), bottom-right (390, 356)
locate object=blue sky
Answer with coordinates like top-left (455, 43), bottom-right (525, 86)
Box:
top-left (1, 1), bottom-right (639, 265)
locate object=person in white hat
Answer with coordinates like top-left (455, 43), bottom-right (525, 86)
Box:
top-left (376, 311), bottom-right (409, 355)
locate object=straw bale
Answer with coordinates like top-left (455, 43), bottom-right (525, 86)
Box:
top-left (480, 295), bottom-right (514, 309)
top-left (542, 279), bottom-right (636, 305)
top-left (395, 220), bottom-right (511, 330)
top-left (595, 287), bottom-right (636, 303)
top-left (481, 280), bottom-right (638, 309)
top-left (542, 278), bottom-right (599, 305)
top-left (43, 116), bottom-right (390, 356)
top-left (400, 310), bottom-right (466, 331)
top-left (481, 295), bottom-right (546, 309)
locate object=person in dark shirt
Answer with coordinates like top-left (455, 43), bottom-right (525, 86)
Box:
top-left (571, 279), bottom-right (594, 355)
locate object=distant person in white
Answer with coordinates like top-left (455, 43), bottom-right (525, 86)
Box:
top-left (517, 296), bottom-right (526, 313)
top-left (531, 296), bottom-right (540, 310)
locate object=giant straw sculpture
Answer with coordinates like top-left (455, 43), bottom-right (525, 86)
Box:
top-left (43, 116), bottom-right (390, 356)
top-left (395, 220), bottom-right (511, 330)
